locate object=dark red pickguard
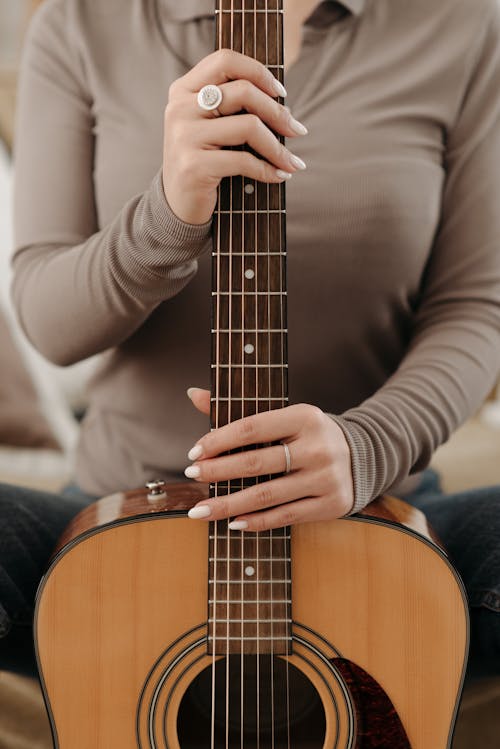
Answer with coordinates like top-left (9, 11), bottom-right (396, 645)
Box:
top-left (333, 658), bottom-right (412, 748)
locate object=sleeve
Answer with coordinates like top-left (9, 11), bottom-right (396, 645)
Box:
top-left (330, 2), bottom-right (500, 514)
top-left (11, 0), bottom-right (212, 367)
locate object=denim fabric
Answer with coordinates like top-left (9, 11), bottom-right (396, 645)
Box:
top-left (401, 469), bottom-right (500, 680)
top-left (0, 482), bottom-right (97, 675)
top-left (0, 474), bottom-right (499, 679)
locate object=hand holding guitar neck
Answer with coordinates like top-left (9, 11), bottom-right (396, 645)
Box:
top-left (162, 49), bottom-right (308, 225)
top-left (185, 387), bottom-right (355, 529)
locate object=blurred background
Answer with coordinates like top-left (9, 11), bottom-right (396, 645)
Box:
top-left (0, 1), bottom-right (499, 747)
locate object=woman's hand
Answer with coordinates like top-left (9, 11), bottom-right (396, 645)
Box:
top-left (184, 388), bottom-right (355, 530)
top-left (163, 49), bottom-right (308, 225)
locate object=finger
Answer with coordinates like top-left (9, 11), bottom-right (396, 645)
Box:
top-left (191, 404), bottom-right (315, 459)
top-left (188, 472), bottom-right (315, 521)
top-left (185, 442), bottom-right (294, 483)
top-left (198, 114), bottom-right (304, 174)
top-left (230, 496), bottom-right (337, 532)
top-left (176, 49), bottom-right (285, 100)
top-left (187, 387), bottom-right (211, 415)
top-left (198, 80), bottom-right (306, 139)
top-left (200, 148), bottom-right (293, 185)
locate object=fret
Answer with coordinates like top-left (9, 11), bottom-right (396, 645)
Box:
top-left (211, 329), bottom-right (288, 333)
top-left (215, 9), bottom-right (285, 13)
top-left (210, 397), bottom-right (286, 402)
top-left (209, 600), bottom-right (290, 604)
top-left (212, 291), bottom-right (286, 296)
top-left (209, 558), bottom-right (290, 562)
top-left (209, 637), bottom-right (291, 642)
top-left (218, 0), bottom-right (282, 9)
top-left (209, 580), bottom-right (291, 584)
top-left (209, 618), bottom-right (290, 623)
top-left (209, 537), bottom-right (290, 541)
top-left (211, 363), bottom-right (287, 368)
top-left (211, 619), bottom-right (290, 633)
top-left (213, 253), bottom-right (286, 256)
top-left (216, 209), bottom-right (286, 214)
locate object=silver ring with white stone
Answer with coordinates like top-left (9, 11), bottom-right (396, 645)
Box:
top-left (197, 84), bottom-right (223, 116)
top-left (282, 442), bottom-right (292, 474)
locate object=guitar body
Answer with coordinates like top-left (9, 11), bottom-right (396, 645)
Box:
top-left (35, 4), bottom-right (468, 745)
top-left (35, 485), bottom-right (468, 748)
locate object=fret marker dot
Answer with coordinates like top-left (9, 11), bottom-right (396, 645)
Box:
top-left (245, 566), bottom-right (255, 577)
top-left (244, 344), bottom-right (255, 355)
top-left (245, 269), bottom-right (255, 280)
top-left (244, 184), bottom-right (255, 195)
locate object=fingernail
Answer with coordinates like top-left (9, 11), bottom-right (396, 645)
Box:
top-left (184, 465), bottom-right (201, 479)
top-left (187, 387), bottom-right (198, 400)
top-left (188, 505), bottom-right (212, 519)
top-left (228, 520), bottom-right (249, 531)
top-left (272, 77), bottom-right (287, 98)
top-left (188, 444), bottom-right (204, 461)
top-left (289, 117), bottom-right (308, 136)
top-left (276, 169), bottom-right (293, 180)
top-left (290, 154), bottom-right (307, 170)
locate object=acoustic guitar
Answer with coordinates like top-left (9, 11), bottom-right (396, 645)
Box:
top-left (34, 1), bottom-right (469, 746)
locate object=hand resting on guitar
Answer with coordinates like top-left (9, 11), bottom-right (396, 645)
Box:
top-left (185, 387), bottom-right (355, 529)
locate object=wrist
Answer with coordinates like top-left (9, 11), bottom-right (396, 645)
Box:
top-left (162, 174), bottom-right (216, 226)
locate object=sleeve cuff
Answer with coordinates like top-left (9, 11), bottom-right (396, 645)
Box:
top-left (326, 413), bottom-right (373, 515)
top-left (149, 169), bottom-right (213, 252)
top-left (111, 168), bottom-right (214, 304)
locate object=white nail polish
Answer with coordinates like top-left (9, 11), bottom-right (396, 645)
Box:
top-left (289, 117), bottom-right (308, 136)
top-left (272, 78), bottom-right (287, 98)
top-left (228, 520), bottom-right (249, 531)
top-left (186, 387), bottom-right (198, 400)
top-left (188, 444), bottom-right (203, 461)
top-left (184, 465), bottom-right (201, 479)
top-left (188, 505), bottom-right (212, 519)
top-left (276, 170), bottom-right (293, 180)
top-left (290, 154), bottom-right (307, 170)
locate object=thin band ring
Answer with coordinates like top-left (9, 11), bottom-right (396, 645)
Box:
top-left (197, 84), bottom-right (223, 117)
top-left (282, 442), bottom-right (292, 474)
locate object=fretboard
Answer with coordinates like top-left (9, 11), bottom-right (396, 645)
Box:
top-left (209, 0), bottom-right (290, 656)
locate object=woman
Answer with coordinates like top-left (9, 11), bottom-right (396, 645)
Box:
top-left (1, 0), bottom-right (499, 692)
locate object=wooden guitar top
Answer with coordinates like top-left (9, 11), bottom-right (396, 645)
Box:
top-left (53, 483), bottom-right (442, 557)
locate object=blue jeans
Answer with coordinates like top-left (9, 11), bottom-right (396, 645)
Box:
top-left (0, 472), bottom-right (499, 679)
top-left (0, 482), bottom-right (98, 676)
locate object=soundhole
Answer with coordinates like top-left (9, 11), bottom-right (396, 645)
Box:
top-left (177, 655), bottom-right (326, 748)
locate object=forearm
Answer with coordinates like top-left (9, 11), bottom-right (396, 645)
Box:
top-left (11, 170), bottom-right (212, 365)
top-left (331, 301), bottom-right (500, 513)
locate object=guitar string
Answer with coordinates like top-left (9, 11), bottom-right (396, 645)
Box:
top-left (227, 4), bottom-right (235, 747)
top-left (253, 2), bottom-right (262, 745)
top-left (264, 1), bottom-right (276, 746)
top-left (240, 2), bottom-right (246, 745)
top-left (212, 4), bottom-right (224, 748)
top-left (240, 0), bottom-right (245, 742)
top-left (277, 1), bottom-right (292, 744)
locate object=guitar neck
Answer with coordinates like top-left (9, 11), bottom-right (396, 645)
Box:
top-left (209, 0), bottom-right (291, 657)
top-left (211, 0), bottom-right (288, 432)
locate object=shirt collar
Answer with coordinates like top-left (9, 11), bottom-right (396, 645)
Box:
top-left (341, 0), bottom-right (365, 15)
top-left (161, 1), bottom-right (365, 23)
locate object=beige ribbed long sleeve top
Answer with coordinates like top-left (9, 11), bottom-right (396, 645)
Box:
top-left (11, 0), bottom-right (500, 512)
